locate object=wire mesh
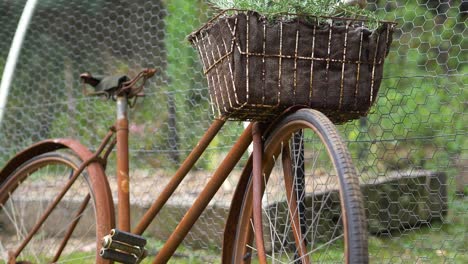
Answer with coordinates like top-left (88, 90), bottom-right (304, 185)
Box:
top-left (0, 0), bottom-right (466, 263)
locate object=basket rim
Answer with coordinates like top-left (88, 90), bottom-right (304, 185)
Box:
top-left (188, 9), bottom-right (396, 43)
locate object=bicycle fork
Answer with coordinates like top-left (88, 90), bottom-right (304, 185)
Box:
top-left (251, 123), bottom-right (268, 264)
top-left (251, 123), bottom-right (310, 264)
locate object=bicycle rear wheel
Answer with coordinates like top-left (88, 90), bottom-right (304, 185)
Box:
top-left (231, 109), bottom-right (368, 263)
top-left (0, 152), bottom-right (111, 263)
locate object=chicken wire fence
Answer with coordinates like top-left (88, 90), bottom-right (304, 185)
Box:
top-left (0, 0), bottom-right (466, 262)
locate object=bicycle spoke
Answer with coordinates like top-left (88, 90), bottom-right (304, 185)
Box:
top-left (261, 176), bottom-right (291, 261)
top-left (320, 214), bottom-right (343, 258)
top-left (305, 234), bottom-right (344, 258)
top-left (0, 153), bottom-right (111, 263)
top-left (233, 110), bottom-right (367, 262)
top-left (53, 194), bottom-right (91, 263)
top-left (245, 243), bottom-right (288, 264)
top-left (282, 143), bottom-right (310, 264)
top-left (308, 189), bottom-right (334, 251)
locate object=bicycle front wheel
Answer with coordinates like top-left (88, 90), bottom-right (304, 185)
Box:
top-left (232, 109), bottom-right (368, 263)
top-left (0, 152), bottom-right (111, 263)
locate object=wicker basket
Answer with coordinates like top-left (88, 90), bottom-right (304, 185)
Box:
top-left (189, 10), bottom-right (395, 123)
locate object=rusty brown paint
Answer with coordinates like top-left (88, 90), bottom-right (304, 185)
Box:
top-left (15, 136), bottom-right (113, 260)
top-left (251, 122), bottom-right (267, 264)
top-left (224, 116), bottom-right (304, 262)
top-left (221, 155), bottom-right (252, 262)
top-left (52, 194), bottom-right (91, 262)
top-left (133, 119), bottom-right (226, 235)
top-left (152, 122), bottom-right (253, 264)
top-left (0, 135), bottom-right (115, 264)
top-left (117, 110), bottom-right (131, 232)
top-left (282, 144), bottom-right (310, 264)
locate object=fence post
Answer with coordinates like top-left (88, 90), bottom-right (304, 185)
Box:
top-left (0, 0), bottom-right (38, 124)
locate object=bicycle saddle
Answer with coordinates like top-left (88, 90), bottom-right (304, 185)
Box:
top-left (80, 73), bottom-right (130, 94)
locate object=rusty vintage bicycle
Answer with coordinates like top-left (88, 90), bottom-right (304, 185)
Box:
top-left (0, 67), bottom-right (367, 263)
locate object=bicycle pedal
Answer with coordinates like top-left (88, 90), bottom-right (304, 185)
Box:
top-left (100, 229), bottom-right (148, 264)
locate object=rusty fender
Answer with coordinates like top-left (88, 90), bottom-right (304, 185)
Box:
top-left (0, 138), bottom-right (115, 239)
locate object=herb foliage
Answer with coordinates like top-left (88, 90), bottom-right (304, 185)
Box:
top-left (209, 0), bottom-right (379, 23)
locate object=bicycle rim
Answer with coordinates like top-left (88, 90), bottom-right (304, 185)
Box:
top-left (232, 109), bottom-right (368, 263)
top-left (0, 152), bottom-right (107, 263)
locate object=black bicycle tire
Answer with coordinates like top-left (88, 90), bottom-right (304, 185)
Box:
top-left (231, 109), bottom-right (368, 263)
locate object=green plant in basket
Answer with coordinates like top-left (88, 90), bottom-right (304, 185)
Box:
top-left (189, 0), bottom-right (395, 122)
top-left (209, 0), bottom-right (379, 25)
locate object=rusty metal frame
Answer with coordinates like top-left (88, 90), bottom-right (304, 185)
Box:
top-left (0, 136), bottom-right (115, 263)
top-left (52, 193), bottom-right (92, 262)
top-left (133, 118), bottom-right (226, 235)
top-left (251, 122), bottom-right (267, 264)
top-left (150, 120), bottom-right (252, 263)
top-left (223, 108), bottom-right (315, 263)
top-left (116, 96), bottom-right (131, 232)
top-left (0, 79), bottom-right (252, 263)
top-left (128, 108), bottom-right (301, 262)
top-left (282, 144), bottom-right (310, 264)
top-left (0, 101), bottom-right (310, 263)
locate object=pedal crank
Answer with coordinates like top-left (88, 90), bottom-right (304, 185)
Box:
top-left (100, 229), bottom-right (148, 264)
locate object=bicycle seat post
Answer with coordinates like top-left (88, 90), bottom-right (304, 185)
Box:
top-left (116, 95), bottom-right (131, 232)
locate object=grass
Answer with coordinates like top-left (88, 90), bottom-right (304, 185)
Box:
top-left (134, 195), bottom-right (468, 263)
top-left (368, 196), bottom-right (467, 263)
top-left (5, 196), bottom-right (465, 263)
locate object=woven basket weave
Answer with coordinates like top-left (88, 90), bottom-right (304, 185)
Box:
top-left (189, 10), bottom-right (395, 123)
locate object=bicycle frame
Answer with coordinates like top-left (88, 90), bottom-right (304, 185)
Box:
top-left (103, 94), bottom-right (253, 262)
top-left (0, 87), bottom-right (309, 263)
top-left (0, 59), bottom-right (367, 263)
top-left (0, 98), bottom-right (361, 263)
top-left (0, 82), bottom-right (256, 263)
